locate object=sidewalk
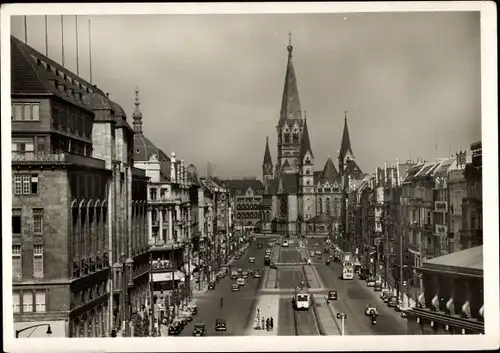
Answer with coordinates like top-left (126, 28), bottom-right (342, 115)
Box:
top-left (245, 295), bottom-right (280, 336)
top-left (311, 294), bottom-right (340, 335)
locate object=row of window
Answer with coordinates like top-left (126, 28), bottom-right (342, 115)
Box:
top-left (13, 290), bottom-right (46, 313)
top-left (236, 204), bottom-right (260, 210)
top-left (12, 103), bottom-right (40, 121)
top-left (13, 174), bottom-right (39, 196)
top-left (12, 136), bottom-right (47, 154)
top-left (52, 105), bottom-right (93, 139)
top-left (236, 212), bottom-right (260, 219)
top-left (12, 244), bottom-right (44, 278)
top-left (12, 208), bottom-right (43, 235)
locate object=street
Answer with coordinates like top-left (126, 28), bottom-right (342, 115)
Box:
top-left (178, 239), bottom-right (266, 336)
top-left (306, 240), bottom-right (408, 335)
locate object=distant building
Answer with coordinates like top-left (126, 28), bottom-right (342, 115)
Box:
top-left (406, 246), bottom-right (484, 335)
top-left (223, 178), bottom-right (264, 231)
top-left (461, 142), bottom-right (482, 250)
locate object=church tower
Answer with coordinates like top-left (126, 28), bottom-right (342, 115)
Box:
top-left (262, 136), bottom-right (274, 184)
top-left (299, 118), bottom-right (316, 223)
top-left (276, 32), bottom-right (305, 175)
top-left (338, 111), bottom-right (355, 176)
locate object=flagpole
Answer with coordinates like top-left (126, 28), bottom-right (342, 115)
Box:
top-left (45, 15), bottom-right (48, 56)
top-left (61, 15), bottom-right (65, 67)
top-left (88, 20), bottom-right (92, 84)
top-left (24, 16), bottom-right (27, 43)
top-left (76, 15), bottom-right (79, 75)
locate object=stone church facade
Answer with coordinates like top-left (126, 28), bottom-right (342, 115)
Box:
top-left (260, 39), bottom-right (364, 235)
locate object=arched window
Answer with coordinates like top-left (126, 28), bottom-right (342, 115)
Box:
top-left (326, 198), bottom-right (331, 215)
top-left (292, 131), bottom-right (299, 144)
top-left (284, 130), bottom-right (290, 143)
top-left (318, 198), bottom-right (323, 214)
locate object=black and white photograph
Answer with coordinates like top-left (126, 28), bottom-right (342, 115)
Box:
top-left (1, 2), bottom-right (498, 352)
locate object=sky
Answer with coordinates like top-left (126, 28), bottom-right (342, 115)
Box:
top-left (10, 11), bottom-right (482, 179)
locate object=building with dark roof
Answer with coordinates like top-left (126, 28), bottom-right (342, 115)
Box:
top-left (10, 35), bottom-right (148, 338)
top-left (406, 246), bottom-right (484, 335)
top-left (223, 178), bottom-right (264, 231)
top-left (461, 141), bottom-right (482, 250)
top-left (260, 37), bottom-right (363, 235)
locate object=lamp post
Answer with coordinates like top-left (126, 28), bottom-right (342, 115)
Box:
top-left (336, 313), bottom-right (347, 336)
top-left (16, 323), bottom-right (52, 338)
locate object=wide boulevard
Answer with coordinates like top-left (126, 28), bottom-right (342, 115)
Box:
top-left (179, 234), bottom-right (408, 336)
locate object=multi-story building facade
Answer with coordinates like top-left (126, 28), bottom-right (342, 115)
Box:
top-left (406, 246), bottom-right (484, 335)
top-left (10, 35), bottom-right (147, 338)
top-left (131, 90), bottom-right (194, 320)
top-left (461, 142), bottom-right (482, 250)
top-left (447, 151), bottom-right (470, 253)
top-left (432, 158), bottom-right (454, 257)
top-left (224, 178), bottom-right (264, 232)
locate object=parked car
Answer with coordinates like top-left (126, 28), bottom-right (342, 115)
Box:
top-left (215, 318), bottom-right (227, 332)
top-left (192, 322), bottom-right (206, 336)
top-left (253, 271), bottom-right (261, 278)
top-left (374, 281), bottom-right (382, 292)
top-left (178, 309), bottom-right (193, 322)
top-left (208, 282), bottom-right (215, 290)
top-left (249, 257), bottom-right (256, 263)
top-left (237, 277), bottom-right (245, 286)
top-left (242, 270), bottom-right (249, 278)
top-left (380, 290), bottom-right (391, 302)
top-left (366, 279), bottom-right (376, 287)
top-left (387, 296), bottom-right (399, 308)
top-left (232, 283), bottom-right (240, 291)
top-left (168, 321), bottom-right (183, 335)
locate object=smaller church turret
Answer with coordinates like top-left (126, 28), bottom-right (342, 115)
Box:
top-left (338, 111), bottom-right (354, 176)
top-left (262, 136), bottom-right (274, 184)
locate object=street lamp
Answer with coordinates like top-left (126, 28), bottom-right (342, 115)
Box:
top-left (16, 323), bottom-right (52, 338)
top-left (336, 312), bottom-right (347, 336)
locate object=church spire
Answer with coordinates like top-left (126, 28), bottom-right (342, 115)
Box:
top-left (278, 31), bottom-right (302, 126)
top-left (262, 136), bottom-right (273, 167)
top-left (338, 110), bottom-right (353, 161)
top-left (300, 117), bottom-right (314, 158)
top-left (132, 87), bottom-right (143, 134)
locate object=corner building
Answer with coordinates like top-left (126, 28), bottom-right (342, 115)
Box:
top-left (10, 36), bottom-right (148, 337)
top-left (261, 40), bottom-right (363, 235)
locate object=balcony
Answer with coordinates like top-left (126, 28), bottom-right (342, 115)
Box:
top-left (148, 196), bottom-right (176, 205)
top-left (12, 151), bottom-right (105, 169)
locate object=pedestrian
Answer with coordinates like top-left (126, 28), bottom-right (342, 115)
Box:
top-left (266, 318), bottom-right (270, 331)
top-left (270, 317), bottom-right (274, 329)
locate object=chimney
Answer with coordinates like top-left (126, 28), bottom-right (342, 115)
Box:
top-left (171, 152), bottom-right (176, 182)
top-left (396, 159), bottom-right (401, 186)
top-left (384, 163), bottom-right (387, 185)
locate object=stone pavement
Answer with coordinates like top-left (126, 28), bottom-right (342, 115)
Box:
top-left (311, 294), bottom-right (340, 335)
top-left (245, 295), bottom-right (280, 335)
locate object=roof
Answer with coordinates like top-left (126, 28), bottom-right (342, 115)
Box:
top-left (262, 137), bottom-right (273, 167)
top-left (278, 43), bottom-right (302, 126)
top-left (345, 159), bottom-right (364, 179)
top-left (422, 246), bottom-right (483, 277)
top-left (223, 179), bottom-right (264, 195)
top-left (187, 164), bottom-right (202, 186)
top-left (402, 163), bottom-right (425, 183)
top-left (306, 213), bottom-right (336, 224)
top-left (317, 157), bottom-right (338, 184)
top-left (434, 158), bottom-right (454, 176)
top-left (300, 119), bottom-right (314, 158)
top-left (338, 115), bottom-right (353, 161)
top-left (10, 36), bottom-right (107, 113)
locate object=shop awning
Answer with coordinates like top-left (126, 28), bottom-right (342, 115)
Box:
top-left (152, 271), bottom-right (185, 283)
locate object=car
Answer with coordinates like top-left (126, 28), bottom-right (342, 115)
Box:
top-left (168, 322), bottom-right (182, 335)
top-left (249, 257), bottom-right (256, 263)
top-left (316, 254), bottom-right (322, 260)
top-left (208, 282), bottom-right (216, 290)
top-left (365, 304), bottom-right (378, 316)
top-left (232, 283), bottom-right (240, 291)
top-left (374, 281), bottom-right (382, 292)
top-left (192, 322), bottom-right (206, 336)
top-left (309, 251), bottom-right (315, 257)
top-left (327, 290), bottom-right (338, 301)
top-left (178, 309), bottom-right (193, 321)
top-left (242, 270), bottom-right (249, 278)
top-left (366, 279), bottom-right (376, 287)
top-left (253, 271), bottom-right (261, 278)
top-left (387, 296), bottom-right (399, 308)
top-left (380, 290), bottom-right (391, 301)
top-left (215, 318), bottom-right (227, 332)
top-left (237, 277), bottom-right (245, 286)
top-left (315, 250), bottom-right (321, 255)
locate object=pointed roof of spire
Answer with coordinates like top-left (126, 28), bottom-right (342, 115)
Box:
top-left (262, 136), bottom-right (273, 167)
top-left (300, 118), bottom-right (314, 158)
top-left (338, 111), bottom-right (353, 160)
top-left (132, 87), bottom-right (143, 134)
top-left (278, 32), bottom-right (302, 126)
top-left (318, 155), bottom-right (338, 183)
